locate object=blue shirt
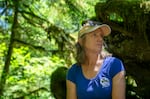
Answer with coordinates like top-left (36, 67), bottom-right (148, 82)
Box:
top-left (66, 57), bottom-right (125, 99)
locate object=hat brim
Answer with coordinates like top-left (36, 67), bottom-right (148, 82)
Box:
top-left (79, 24), bottom-right (111, 38)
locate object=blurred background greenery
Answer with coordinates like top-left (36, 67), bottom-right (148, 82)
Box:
top-left (0, 0), bottom-right (150, 99)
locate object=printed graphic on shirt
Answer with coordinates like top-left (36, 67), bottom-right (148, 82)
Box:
top-left (100, 77), bottom-right (110, 88)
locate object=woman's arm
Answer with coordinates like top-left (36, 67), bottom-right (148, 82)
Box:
top-left (66, 80), bottom-right (77, 99)
top-left (112, 71), bottom-right (126, 99)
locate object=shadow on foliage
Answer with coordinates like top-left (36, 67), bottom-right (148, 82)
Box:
top-left (50, 67), bottom-right (68, 99)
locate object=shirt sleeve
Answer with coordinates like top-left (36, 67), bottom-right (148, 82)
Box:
top-left (109, 57), bottom-right (125, 78)
top-left (66, 64), bottom-right (77, 84)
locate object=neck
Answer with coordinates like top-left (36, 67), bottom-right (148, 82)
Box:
top-left (84, 53), bottom-right (102, 66)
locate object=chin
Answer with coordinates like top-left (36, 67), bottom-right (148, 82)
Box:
top-left (95, 50), bottom-right (101, 54)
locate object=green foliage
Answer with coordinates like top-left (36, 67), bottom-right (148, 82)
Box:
top-left (2, 46), bottom-right (67, 98)
top-left (126, 76), bottom-right (141, 99)
top-left (0, 33), bottom-right (8, 77)
top-left (0, 0), bottom-right (110, 98)
top-left (109, 13), bottom-right (123, 22)
top-left (0, 42), bottom-right (6, 77)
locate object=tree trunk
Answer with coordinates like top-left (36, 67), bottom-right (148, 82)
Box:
top-left (95, 1), bottom-right (150, 98)
top-left (0, 0), bottom-right (19, 95)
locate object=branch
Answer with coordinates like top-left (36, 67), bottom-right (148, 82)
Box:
top-left (13, 38), bottom-right (58, 52)
top-left (21, 13), bottom-right (38, 27)
top-left (108, 21), bottom-right (133, 37)
top-left (14, 87), bottom-right (49, 99)
top-left (19, 10), bottom-right (48, 23)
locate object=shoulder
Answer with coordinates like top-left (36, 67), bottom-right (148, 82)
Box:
top-left (66, 63), bottom-right (80, 83)
top-left (105, 56), bottom-right (125, 78)
top-left (68, 63), bottom-right (80, 70)
top-left (67, 63), bottom-right (81, 75)
top-left (105, 56), bottom-right (122, 64)
top-left (105, 56), bottom-right (120, 60)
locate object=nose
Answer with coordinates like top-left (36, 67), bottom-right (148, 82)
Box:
top-left (97, 34), bottom-right (103, 42)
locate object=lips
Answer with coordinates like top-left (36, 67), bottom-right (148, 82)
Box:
top-left (97, 43), bottom-right (102, 46)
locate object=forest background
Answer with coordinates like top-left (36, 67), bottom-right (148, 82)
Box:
top-left (0, 0), bottom-right (150, 99)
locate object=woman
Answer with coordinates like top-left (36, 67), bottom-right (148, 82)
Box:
top-left (66, 20), bottom-right (126, 99)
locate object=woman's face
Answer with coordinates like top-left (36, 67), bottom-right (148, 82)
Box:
top-left (82, 28), bottom-right (104, 54)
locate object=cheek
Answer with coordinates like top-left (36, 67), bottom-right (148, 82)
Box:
top-left (84, 40), bottom-right (94, 49)
top-left (83, 36), bottom-right (95, 49)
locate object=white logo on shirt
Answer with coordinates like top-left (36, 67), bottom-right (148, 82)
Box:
top-left (100, 77), bottom-right (110, 88)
